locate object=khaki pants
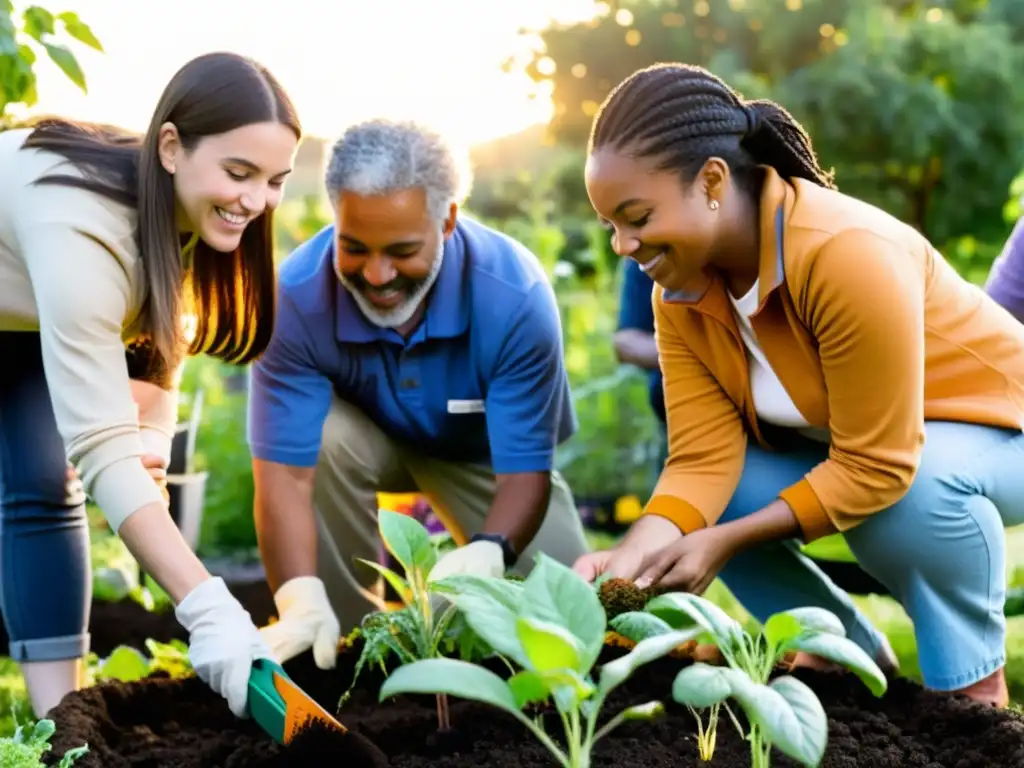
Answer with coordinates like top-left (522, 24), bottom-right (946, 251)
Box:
top-left (313, 396), bottom-right (591, 633)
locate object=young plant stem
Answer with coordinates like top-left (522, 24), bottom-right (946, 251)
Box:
top-left (519, 716), bottom-right (570, 768)
top-left (749, 725), bottom-right (771, 768)
top-left (689, 704), bottom-right (719, 761)
top-left (436, 693), bottom-right (451, 732)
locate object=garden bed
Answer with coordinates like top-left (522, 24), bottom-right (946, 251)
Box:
top-left (42, 580), bottom-right (1024, 768)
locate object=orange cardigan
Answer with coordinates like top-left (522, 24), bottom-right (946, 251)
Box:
top-left (647, 166), bottom-right (1024, 543)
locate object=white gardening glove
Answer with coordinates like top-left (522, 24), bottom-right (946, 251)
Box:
top-left (428, 540), bottom-right (506, 583)
top-left (258, 576), bottom-right (340, 671)
top-left (175, 576), bottom-right (274, 718)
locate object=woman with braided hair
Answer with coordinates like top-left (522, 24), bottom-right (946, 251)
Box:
top-left (575, 63), bottom-right (1024, 708)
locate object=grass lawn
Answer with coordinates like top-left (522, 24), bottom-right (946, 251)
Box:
top-left (3, 526), bottom-right (1024, 740)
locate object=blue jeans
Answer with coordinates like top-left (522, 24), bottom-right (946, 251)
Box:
top-left (720, 420), bottom-right (1024, 691)
top-left (0, 332), bottom-right (91, 661)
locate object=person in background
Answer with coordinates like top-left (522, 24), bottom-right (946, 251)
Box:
top-left (614, 256), bottom-right (667, 465)
top-left (0, 51), bottom-right (300, 718)
top-left (248, 119), bottom-right (590, 670)
top-left (575, 62), bottom-right (1024, 708)
top-left (985, 216), bottom-right (1024, 324)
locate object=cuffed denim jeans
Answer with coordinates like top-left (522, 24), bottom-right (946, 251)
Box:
top-left (0, 331), bottom-right (91, 662)
top-left (718, 420), bottom-right (1024, 691)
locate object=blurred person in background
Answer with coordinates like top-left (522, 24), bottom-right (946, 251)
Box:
top-left (0, 52), bottom-right (299, 718)
top-left (985, 216), bottom-right (1024, 324)
top-left (248, 118), bottom-right (590, 670)
top-left (575, 62), bottom-right (1024, 708)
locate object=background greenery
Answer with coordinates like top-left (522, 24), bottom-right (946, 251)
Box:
top-left (3, 0), bottom-right (1024, 739)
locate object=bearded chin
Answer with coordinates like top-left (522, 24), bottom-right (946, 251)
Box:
top-left (336, 237), bottom-right (446, 329)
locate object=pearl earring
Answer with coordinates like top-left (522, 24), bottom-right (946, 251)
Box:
top-left (709, 199), bottom-right (720, 211)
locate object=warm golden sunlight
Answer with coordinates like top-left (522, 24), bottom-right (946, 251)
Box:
top-left (11, 0), bottom-right (601, 145)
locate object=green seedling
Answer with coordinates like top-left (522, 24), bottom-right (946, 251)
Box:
top-left (380, 554), bottom-right (703, 768)
top-left (0, 718), bottom-right (88, 767)
top-left (339, 509), bottom-right (490, 731)
top-left (612, 593), bottom-right (888, 768)
top-left (85, 638), bottom-right (193, 685)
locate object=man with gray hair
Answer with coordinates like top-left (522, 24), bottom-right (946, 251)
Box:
top-left (246, 118), bottom-right (590, 668)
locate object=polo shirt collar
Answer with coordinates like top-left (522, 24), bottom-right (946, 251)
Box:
top-left (334, 223), bottom-right (471, 344)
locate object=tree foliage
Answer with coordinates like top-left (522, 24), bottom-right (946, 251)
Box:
top-left (0, 1), bottom-right (102, 118)
top-left (526, 0), bottom-right (1024, 245)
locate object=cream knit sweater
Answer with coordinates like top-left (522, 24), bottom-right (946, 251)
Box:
top-left (0, 127), bottom-right (176, 532)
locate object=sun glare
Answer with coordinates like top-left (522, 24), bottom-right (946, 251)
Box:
top-left (13, 0), bottom-right (599, 146)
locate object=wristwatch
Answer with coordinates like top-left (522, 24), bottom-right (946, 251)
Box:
top-left (471, 532), bottom-right (519, 569)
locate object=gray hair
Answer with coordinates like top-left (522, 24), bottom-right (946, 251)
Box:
top-left (324, 118), bottom-right (472, 222)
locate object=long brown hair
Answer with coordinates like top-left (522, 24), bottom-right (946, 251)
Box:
top-left (20, 52), bottom-right (302, 377)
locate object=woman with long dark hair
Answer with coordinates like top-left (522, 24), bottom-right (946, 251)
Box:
top-left (0, 51), bottom-right (301, 717)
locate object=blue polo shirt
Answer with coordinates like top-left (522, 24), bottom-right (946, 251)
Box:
top-left (247, 216), bottom-right (576, 474)
top-left (617, 258), bottom-right (665, 424)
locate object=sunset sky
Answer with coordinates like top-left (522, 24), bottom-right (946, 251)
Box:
top-left (13, 0), bottom-right (601, 146)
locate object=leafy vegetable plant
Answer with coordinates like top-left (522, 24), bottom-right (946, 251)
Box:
top-left (0, 718), bottom-right (88, 767)
top-left (339, 509), bottom-right (490, 731)
top-left (612, 593), bottom-right (888, 768)
top-left (379, 554), bottom-right (704, 768)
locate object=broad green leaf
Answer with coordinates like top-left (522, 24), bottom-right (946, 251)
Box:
top-left (783, 607), bottom-right (847, 638)
top-left (645, 592), bottom-right (746, 651)
top-left (378, 509), bottom-right (436, 574)
top-left (379, 658), bottom-right (524, 721)
top-left (592, 572), bottom-right (614, 589)
top-left (100, 645), bottom-right (150, 682)
top-left (356, 558), bottom-right (412, 603)
top-left (508, 670), bottom-right (550, 708)
top-left (43, 42), bottom-right (85, 91)
top-left (521, 554), bottom-right (606, 670)
top-left (721, 672), bottom-right (825, 768)
top-left (441, 591), bottom-right (529, 668)
top-left (769, 676), bottom-right (828, 768)
top-left (599, 627), bottom-right (702, 694)
top-left (609, 611), bottom-right (673, 643)
top-left (57, 11), bottom-right (103, 51)
top-left (430, 573), bottom-right (524, 608)
top-left (517, 616), bottom-right (582, 673)
top-left (786, 632), bottom-right (888, 696)
top-left (671, 662), bottom-right (734, 709)
top-left (764, 613), bottom-right (803, 649)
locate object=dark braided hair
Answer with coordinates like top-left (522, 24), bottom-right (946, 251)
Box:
top-left (589, 63), bottom-right (835, 196)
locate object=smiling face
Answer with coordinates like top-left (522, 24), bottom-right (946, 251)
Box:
top-left (159, 120), bottom-right (298, 252)
top-left (333, 186), bottom-right (456, 329)
top-left (585, 147), bottom-right (725, 292)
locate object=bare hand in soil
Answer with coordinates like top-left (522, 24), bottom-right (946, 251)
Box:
top-left (634, 526), bottom-right (736, 594)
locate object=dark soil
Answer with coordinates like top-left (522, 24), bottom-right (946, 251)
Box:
top-left (40, 578), bottom-right (1024, 768)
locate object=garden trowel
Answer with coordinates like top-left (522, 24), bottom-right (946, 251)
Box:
top-left (247, 657), bottom-right (348, 745)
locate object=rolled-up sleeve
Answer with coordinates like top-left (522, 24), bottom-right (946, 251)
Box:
top-left (18, 222), bottom-right (164, 532)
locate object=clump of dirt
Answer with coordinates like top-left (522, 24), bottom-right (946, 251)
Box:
top-left (597, 577), bottom-right (658, 619)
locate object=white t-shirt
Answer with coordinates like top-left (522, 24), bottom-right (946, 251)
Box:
top-left (727, 279), bottom-right (830, 444)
